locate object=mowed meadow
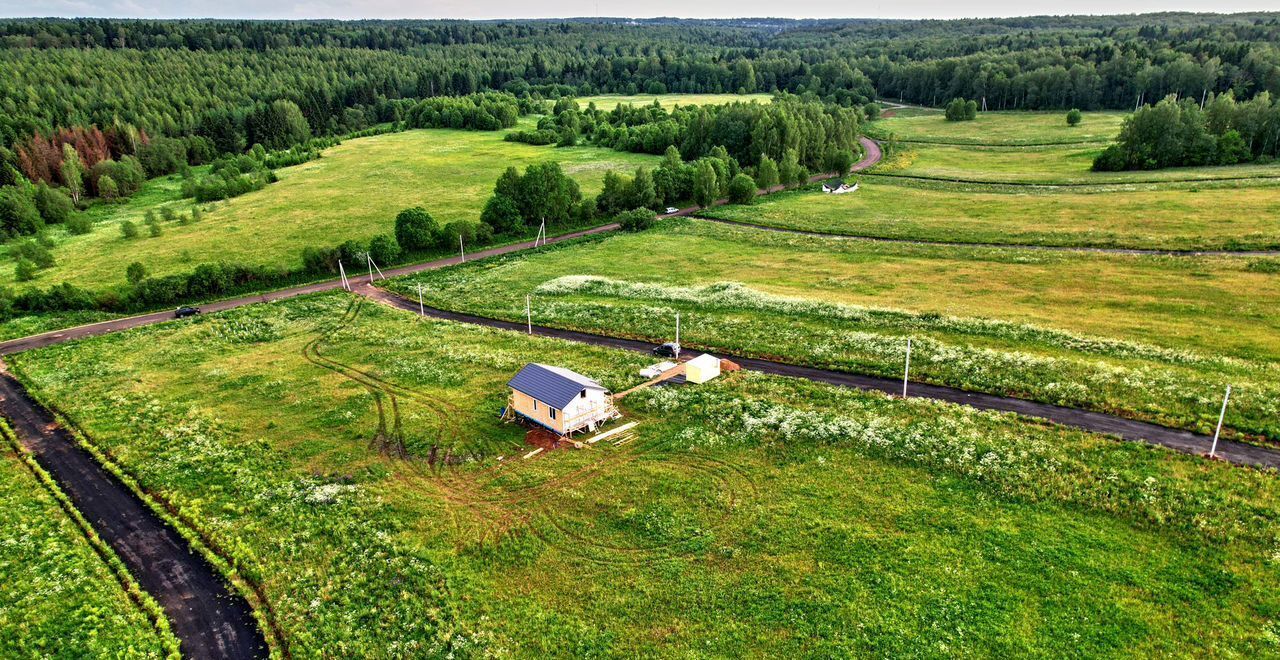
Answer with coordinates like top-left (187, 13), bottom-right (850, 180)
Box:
top-left (0, 124), bottom-right (658, 291)
top-left (869, 110), bottom-right (1280, 185)
top-left (872, 109), bottom-right (1128, 145)
top-left (702, 180), bottom-right (1280, 250)
top-left (13, 292), bottom-right (1280, 656)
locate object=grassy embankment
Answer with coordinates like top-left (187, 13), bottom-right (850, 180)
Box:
top-left (0, 434), bottom-right (178, 657)
top-left (387, 220), bottom-right (1280, 442)
top-left (13, 292), bottom-right (1280, 655)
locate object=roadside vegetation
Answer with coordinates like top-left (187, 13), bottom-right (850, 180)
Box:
top-left (13, 292), bottom-right (1280, 655)
top-left (387, 220), bottom-right (1280, 442)
top-left (0, 432), bottom-right (178, 657)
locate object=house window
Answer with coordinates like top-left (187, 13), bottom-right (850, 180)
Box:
top-left (532, 399), bottom-right (538, 410)
top-left (550, 409), bottom-right (557, 420)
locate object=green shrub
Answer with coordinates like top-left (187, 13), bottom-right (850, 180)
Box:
top-left (441, 221), bottom-right (477, 248)
top-left (65, 215), bottom-right (92, 235)
top-left (480, 195), bottom-right (522, 234)
top-left (14, 258), bottom-right (37, 282)
top-left (126, 261), bottom-right (148, 284)
top-left (616, 208), bottom-right (656, 232)
top-left (394, 207), bottom-right (439, 251)
top-left (368, 234), bottom-right (401, 266)
top-left (120, 220), bottom-right (139, 239)
top-left (727, 174), bottom-right (757, 205)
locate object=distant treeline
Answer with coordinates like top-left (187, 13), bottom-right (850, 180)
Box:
top-left (2, 14), bottom-right (1280, 152)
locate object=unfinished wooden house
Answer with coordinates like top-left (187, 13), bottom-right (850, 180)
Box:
top-left (506, 363), bottom-right (619, 436)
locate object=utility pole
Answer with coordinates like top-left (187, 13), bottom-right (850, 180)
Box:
top-left (338, 261), bottom-right (349, 291)
top-left (415, 283), bottom-right (425, 316)
top-left (1210, 385), bottom-right (1232, 458)
top-left (902, 338), bottom-right (912, 398)
top-left (354, 251), bottom-right (372, 283)
top-left (526, 294), bottom-right (532, 334)
top-left (459, 235), bottom-right (465, 263)
top-left (675, 312), bottom-right (681, 359)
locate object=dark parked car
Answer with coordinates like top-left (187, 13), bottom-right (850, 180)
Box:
top-left (652, 342), bottom-right (680, 358)
top-left (174, 306), bottom-right (201, 318)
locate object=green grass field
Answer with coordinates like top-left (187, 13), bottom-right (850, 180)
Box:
top-left (14, 292), bottom-right (1280, 655)
top-left (579, 93), bottom-right (774, 110)
top-left (871, 110), bottom-right (1128, 145)
top-left (3, 126), bottom-right (658, 292)
top-left (0, 438), bottom-right (176, 657)
top-left (388, 220), bottom-right (1280, 440)
top-left (876, 143), bottom-right (1280, 185)
top-left (701, 179), bottom-right (1280, 251)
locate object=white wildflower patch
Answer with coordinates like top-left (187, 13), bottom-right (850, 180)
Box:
top-left (303, 482), bottom-right (359, 506)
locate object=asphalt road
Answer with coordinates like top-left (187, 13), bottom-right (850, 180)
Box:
top-left (0, 372), bottom-right (267, 659)
top-left (364, 286), bottom-right (1280, 469)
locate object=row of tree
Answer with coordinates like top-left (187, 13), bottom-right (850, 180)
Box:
top-left (521, 95), bottom-right (864, 176)
top-left (1093, 92), bottom-right (1280, 170)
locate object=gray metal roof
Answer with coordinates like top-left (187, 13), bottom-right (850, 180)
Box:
top-left (507, 363), bottom-right (607, 410)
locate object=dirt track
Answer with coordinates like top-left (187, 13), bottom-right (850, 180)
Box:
top-left (0, 372), bottom-right (266, 659)
top-left (363, 286), bottom-right (1280, 470)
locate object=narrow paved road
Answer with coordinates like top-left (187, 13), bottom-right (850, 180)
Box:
top-left (363, 286), bottom-right (1280, 469)
top-left (0, 372), bottom-right (267, 659)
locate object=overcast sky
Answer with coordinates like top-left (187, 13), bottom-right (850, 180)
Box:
top-left (4, 0), bottom-right (1276, 20)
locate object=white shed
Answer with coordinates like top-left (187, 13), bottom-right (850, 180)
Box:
top-left (685, 354), bottom-right (721, 384)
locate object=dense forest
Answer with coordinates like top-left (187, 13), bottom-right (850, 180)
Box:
top-left (2, 14), bottom-right (1280, 153)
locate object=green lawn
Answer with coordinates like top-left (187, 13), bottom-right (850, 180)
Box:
top-left (579, 93), bottom-right (774, 110)
top-left (871, 110), bottom-right (1128, 145)
top-left (875, 143), bottom-right (1280, 185)
top-left (701, 179), bottom-right (1280, 251)
top-left (4, 126), bottom-right (659, 292)
top-left (387, 220), bottom-right (1280, 440)
top-left (14, 292), bottom-right (1280, 655)
top-left (0, 438), bottom-right (176, 657)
